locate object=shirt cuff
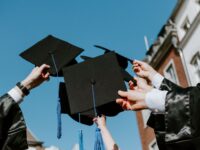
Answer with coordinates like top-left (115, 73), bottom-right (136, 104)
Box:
top-left (152, 73), bottom-right (164, 89)
top-left (8, 87), bottom-right (24, 104)
top-left (145, 89), bottom-right (167, 112)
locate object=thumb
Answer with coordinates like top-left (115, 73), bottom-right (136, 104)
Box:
top-left (118, 90), bottom-right (128, 98)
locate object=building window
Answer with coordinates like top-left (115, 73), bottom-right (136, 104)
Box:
top-left (191, 52), bottom-right (200, 83)
top-left (149, 139), bottom-right (159, 150)
top-left (181, 17), bottom-right (190, 33)
top-left (164, 60), bottom-right (179, 84)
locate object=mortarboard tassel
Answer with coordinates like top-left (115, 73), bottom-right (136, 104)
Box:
top-left (57, 99), bottom-right (62, 139)
top-left (50, 52), bottom-right (62, 139)
top-left (91, 80), bottom-right (105, 150)
top-left (94, 128), bottom-right (105, 150)
top-left (79, 129), bottom-right (84, 150)
top-left (78, 113), bottom-right (84, 150)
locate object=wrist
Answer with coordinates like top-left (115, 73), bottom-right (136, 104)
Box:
top-left (151, 73), bottom-right (164, 89)
top-left (98, 124), bottom-right (106, 130)
top-left (148, 71), bottom-right (157, 82)
top-left (99, 125), bottom-right (108, 133)
top-left (16, 82), bottom-right (30, 96)
top-left (21, 79), bottom-right (32, 90)
top-left (145, 85), bottom-right (153, 92)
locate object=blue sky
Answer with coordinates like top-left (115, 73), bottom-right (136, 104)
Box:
top-left (0, 1), bottom-right (176, 150)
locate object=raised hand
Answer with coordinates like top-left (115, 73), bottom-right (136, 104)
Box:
top-left (21, 64), bottom-right (50, 90)
top-left (132, 60), bottom-right (157, 82)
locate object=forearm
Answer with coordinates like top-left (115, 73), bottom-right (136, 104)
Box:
top-left (100, 126), bottom-right (119, 150)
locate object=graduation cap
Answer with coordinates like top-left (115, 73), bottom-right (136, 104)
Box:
top-left (81, 54), bottom-right (135, 83)
top-left (60, 81), bottom-right (123, 126)
top-left (20, 35), bottom-right (84, 76)
top-left (62, 52), bottom-right (126, 117)
top-left (94, 45), bottom-right (132, 69)
top-left (60, 53), bottom-right (124, 124)
top-left (59, 82), bottom-right (93, 126)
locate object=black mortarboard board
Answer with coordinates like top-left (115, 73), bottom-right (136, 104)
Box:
top-left (94, 45), bottom-right (132, 69)
top-left (59, 82), bottom-right (93, 126)
top-left (59, 81), bottom-right (123, 125)
top-left (81, 55), bottom-right (135, 84)
top-left (80, 55), bottom-right (91, 61)
top-left (20, 35), bottom-right (84, 76)
top-left (62, 52), bottom-right (126, 116)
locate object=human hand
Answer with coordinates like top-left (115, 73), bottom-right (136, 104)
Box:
top-left (129, 77), bottom-right (153, 92)
top-left (116, 89), bottom-right (147, 111)
top-left (132, 60), bottom-right (157, 82)
top-left (93, 115), bottom-right (106, 129)
top-left (21, 64), bottom-right (50, 90)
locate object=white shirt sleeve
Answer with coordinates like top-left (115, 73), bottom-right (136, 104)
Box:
top-left (145, 89), bottom-right (167, 112)
top-left (151, 73), bottom-right (164, 89)
top-left (8, 87), bottom-right (24, 104)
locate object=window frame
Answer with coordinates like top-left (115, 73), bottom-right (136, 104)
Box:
top-left (190, 51), bottom-right (200, 83)
top-left (163, 59), bottom-right (180, 85)
top-left (181, 17), bottom-right (191, 33)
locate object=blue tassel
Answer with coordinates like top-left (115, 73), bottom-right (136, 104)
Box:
top-left (49, 52), bottom-right (62, 139)
top-left (79, 130), bottom-right (84, 150)
top-left (57, 99), bottom-right (62, 139)
top-left (94, 127), bottom-right (105, 150)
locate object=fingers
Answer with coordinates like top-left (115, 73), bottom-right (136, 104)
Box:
top-left (129, 80), bottom-right (134, 90)
top-left (43, 72), bottom-right (50, 81)
top-left (132, 64), bottom-right (140, 68)
top-left (134, 69), bottom-right (149, 78)
top-left (131, 103), bottom-right (146, 111)
top-left (133, 60), bottom-right (148, 73)
top-left (118, 90), bottom-right (141, 102)
top-left (39, 64), bottom-right (50, 79)
top-left (39, 64), bottom-right (50, 74)
top-left (117, 97), bottom-right (147, 111)
top-left (116, 98), bottom-right (125, 104)
top-left (116, 98), bottom-right (128, 109)
top-left (116, 98), bottom-right (127, 109)
top-left (123, 101), bottom-right (132, 110)
top-left (122, 100), bottom-right (127, 109)
top-left (44, 72), bottom-right (50, 78)
top-left (118, 90), bottom-right (128, 98)
top-left (126, 102), bottom-right (132, 110)
top-left (133, 59), bottom-right (145, 66)
top-left (133, 66), bottom-right (141, 73)
top-left (131, 105), bottom-right (140, 111)
top-left (116, 98), bottom-right (133, 110)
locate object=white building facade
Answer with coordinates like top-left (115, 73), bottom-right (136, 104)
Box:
top-left (173, 0), bottom-right (200, 86)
